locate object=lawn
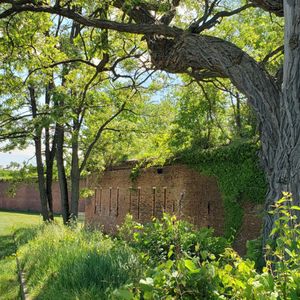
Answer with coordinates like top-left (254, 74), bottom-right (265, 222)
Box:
top-left (0, 211), bottom-right (42, 300)
top-left (0, 211), bottom-right (42, 235)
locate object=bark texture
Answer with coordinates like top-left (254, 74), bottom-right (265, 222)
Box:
top-left (263, 0), bottom-right (300, 242)
top-left (70, 125), bottom-right (80, 220)
top-left (56, 122), bottom-right (70, 224)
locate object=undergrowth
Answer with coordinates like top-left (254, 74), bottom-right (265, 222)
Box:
top-left (12, 194), bottom-right (300, 299)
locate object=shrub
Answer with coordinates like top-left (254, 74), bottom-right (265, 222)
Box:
top-left (114, 194), bottom-right (300, 300)
top-left (118, 213), bottom-right (229, 263)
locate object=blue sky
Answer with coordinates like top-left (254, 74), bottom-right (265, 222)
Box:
top-left (0, 145), bottom-right (36, 168)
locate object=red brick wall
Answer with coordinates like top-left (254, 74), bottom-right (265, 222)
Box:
top-left (85, 164), bottom-right (263, 254)
top-left (0, 181), bottom-right (85, 213)
top-left (233, 203), bottom-right (263, 255)
top-left (85, 164), bottom-right (225, 235)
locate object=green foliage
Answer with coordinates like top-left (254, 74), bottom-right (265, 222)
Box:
top-left (179, 140), bottom-right (267, 238)
top-left (118, 214), bottom-right (229, 264)
top-left (114, 196), bottom-right (300, 300)
top-left (79, 187), bottom-right (95, 199)
top-left (264, 193), bottom-right (300, 299)
top-left (245, 237), bottom-right (264, 271)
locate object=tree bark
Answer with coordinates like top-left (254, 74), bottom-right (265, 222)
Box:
top-left (45, 83), bottom-right (55, 220)
top-left (29, 86), bottom-right (50, 221)
top-left (55, 122), bottom-right (70, 224)
top-left (263, 0), bottom-right (300, 244)
top-left (70, 122), bottom-right (80, 220)
top-left (147, 34), bottom-right (280, 178)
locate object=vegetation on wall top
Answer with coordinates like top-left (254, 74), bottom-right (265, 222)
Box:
top-left (177, 139), bottom-right (267, 238)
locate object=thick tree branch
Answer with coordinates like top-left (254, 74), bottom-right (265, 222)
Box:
top-left (0, 2), bottom-right (182, 36)
top-left (250, 0), bottom-right (283, 16)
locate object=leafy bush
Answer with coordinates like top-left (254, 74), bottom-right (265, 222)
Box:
top-left (245, 237), bottom-right (264, 271)
top-left (113, 194), bottom-right (300, 300)
top-left (118, 214), bottom-right (229, 263)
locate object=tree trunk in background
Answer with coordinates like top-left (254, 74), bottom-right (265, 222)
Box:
top-left (263, 1), bottom-right (300, 244)
top-left (45, 83), bottom-right (55, 220)
top-left (70, 123), bottom-right (80, 220)
top-left (56, 122), bottom-right (70, 224)
top-left (235, 93), bottom-right (242, 137)
top-left (45, 126), bottom-right (54, 220)
top-left (29, 86), bottom-right (50, 221)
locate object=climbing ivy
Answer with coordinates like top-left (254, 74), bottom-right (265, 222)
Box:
top-left (178, 140), bottom-right (267, 239)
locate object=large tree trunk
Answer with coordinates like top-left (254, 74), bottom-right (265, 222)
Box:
top-left (263, 0), bottom-right (300, 243)
top-left (147, 34), bottom-right (280, 176)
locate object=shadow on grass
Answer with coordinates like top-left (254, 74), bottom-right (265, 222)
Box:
top-left (0, 225), bottom-right (40, 260)
top-left (13, 226), bottom-right (40, 247)
top-left (0, 235), bottom-right (21, 300)
top-left (0, 235), bottom-right (16, 259)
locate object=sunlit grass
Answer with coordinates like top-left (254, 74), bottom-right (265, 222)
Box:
top-left (17, 224), bottom-right (142, 299)
top-left (0, 211), bottom-right (42, 236)
top-left (0, 211), bottom-right (43, 300)
top-left (0, 211), bottom-right (48, 300)
top-left (0, 211), bottom-right (140, 300)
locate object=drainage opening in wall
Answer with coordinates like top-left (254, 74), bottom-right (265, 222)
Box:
top-left (157, 168), bottom-right (163, 174)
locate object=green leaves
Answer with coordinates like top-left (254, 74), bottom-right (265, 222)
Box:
top-left (184, 259), bottom-right (200, 273)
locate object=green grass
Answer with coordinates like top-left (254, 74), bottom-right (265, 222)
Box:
top-left (0, 211), bottom-right (140, 300)
top-left (0, 211), bottom-right (42, 235)
top-left (17, 224), bottom-right (142, 299)
top-left (0, 211), bottom-right (42, 300)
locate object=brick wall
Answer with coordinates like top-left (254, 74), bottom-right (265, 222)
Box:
top-left (85, 164), bottom-right (225, 235)
top-left (85, 164), bottom-right (263, 254)
top-left (0, 181), bottom-right (85, 213)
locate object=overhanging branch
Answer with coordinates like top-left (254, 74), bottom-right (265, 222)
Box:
top-left (0, 2), bottom-right (183, 37)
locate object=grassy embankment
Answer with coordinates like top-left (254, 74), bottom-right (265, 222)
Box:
top-left (0, 211), bottom-right (142, 300)
top-left (0, 211), bottom-right (42, 300)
